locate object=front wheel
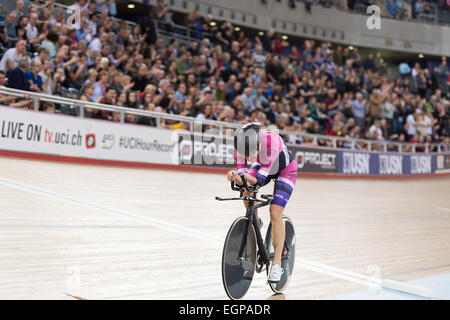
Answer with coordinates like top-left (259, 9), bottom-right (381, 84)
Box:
top-left (222, 216), bottom-right (257, 300)
top-left (264, 216), bottom-right (296, 293)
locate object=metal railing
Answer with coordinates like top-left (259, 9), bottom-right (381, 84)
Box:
top-left (413, 2), bottom-right (438, 25)
top-left (154, 20), bottom-right (207, 47)
top-left (1, 87), bottom-right (448, 154)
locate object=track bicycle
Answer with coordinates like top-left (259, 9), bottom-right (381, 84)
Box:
top-left (216, 175), bottom-right (296, 300)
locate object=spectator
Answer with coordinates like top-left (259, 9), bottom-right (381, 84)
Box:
top-left (39, 31), bottom-right (59, 59)
top-left (256, 29), bottom-right (275, 53)
top-left (0, 70), bottom-right (34, 108)
top-left (42, 102), bottom-right (55, 113)
top-left (80, 82), bottom-right (95, 102)
top-left (125, 91), bottom-right (138, 109)
top-left (25, 12), bottom-right (44, 50)
top-left (74, 0), bottom-right (91, 12)
top-left (6, 56), bottom-right (30, 91)
top-left (240, 87), bottom-right (256, 113)
top-left (132, 64), bottom-right (150, 93)
top-left (11, 0), bottom-right (25, 24)
top-left (38, 58), bottom-right (52, 94)
top-left (369, 120), bottom-right (384, 140)
top-left (406, 109), bottom-right (418, 140)
top-left (368, 90), bottom-right (385, 122)
top-left (0, 39), bottom-right (26, 72)
top-left (352, 93), bottom-right (367, 133)
top-left (253, 45), bottom-right (266, 71)
top-left (399, 61), bottom-right (411, 78)
top-left (92, 70), bottom-right (109, 102)
top-left (4, 12), bottom-right (17, 40)
top-left (94, 86), bottom-right (117, 119)
top-left (415, 0), bottom-right (426, 14)
top-left (95, 0), bottom-right (109, 13)
top-left (363, 53), bottom-right (375, 71)
top-left (438, 59), bottom-right (449, 95)
top-left (387, 0), bottom-right (399, 18)
top-left (88, 32), bottom-right (107, 53)
top-left (25, 59), bottom-right (43, 92)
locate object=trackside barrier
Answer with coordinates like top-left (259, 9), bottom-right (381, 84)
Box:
top-left (1, 105), bottom-right (449, 177)
top-left (0, 106), bottom-right (179, 165)
top-left (176, 132), bottom-right (449, 176)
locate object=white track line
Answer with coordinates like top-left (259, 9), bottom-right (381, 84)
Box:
top-left (435, 206), bottom-right (450, 213)
top-left (298, 258), bottom-right (433, 299)
top-left (0, 176), bottom-right (221, 242)
top-left (0, 176), bottom-right (434, 299)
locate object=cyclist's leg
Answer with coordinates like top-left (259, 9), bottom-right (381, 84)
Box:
top-left (271, 159), bottom-right (297, 265)
top-left (269, 203), bottom-right (285, 266)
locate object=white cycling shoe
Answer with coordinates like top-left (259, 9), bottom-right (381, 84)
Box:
top-left (268, 263), bottom-right (284, 283)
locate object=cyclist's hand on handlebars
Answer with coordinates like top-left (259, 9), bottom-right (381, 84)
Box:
top-left (226, 170), bottom-right (238, 182)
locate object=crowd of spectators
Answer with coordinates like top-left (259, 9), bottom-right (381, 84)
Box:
top-left (0, 0), bottom-right (448, 152)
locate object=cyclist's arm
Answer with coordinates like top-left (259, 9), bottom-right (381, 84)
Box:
top-left (230, 171), bottom-right (257, 186)
top-left (229, 152), bottom-right (257, 186)
top-left (252, 148), bottom-right (279, 187)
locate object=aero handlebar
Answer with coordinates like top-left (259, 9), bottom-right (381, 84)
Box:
top-left (216, 173), bottom-right (273, 205)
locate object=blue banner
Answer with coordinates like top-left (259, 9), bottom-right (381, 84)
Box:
top-left (338, 151), bottom-right (436, 175)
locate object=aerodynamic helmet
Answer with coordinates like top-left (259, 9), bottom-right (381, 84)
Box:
top-left (233, 123), bottom-right (261, 156)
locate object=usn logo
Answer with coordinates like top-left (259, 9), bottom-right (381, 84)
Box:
top-left (342, 152), bottom-right (370, 175)
top-left (379, 155), bottom-right (403, 175)
top-left (410, 156), bottom-right (432, 174)
top-left (101, 134), bottom-right (115, 149)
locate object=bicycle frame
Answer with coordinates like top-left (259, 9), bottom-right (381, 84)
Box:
top-left (238, 195), bottom-right (272, 266)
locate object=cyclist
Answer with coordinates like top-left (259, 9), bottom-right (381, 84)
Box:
top-left (227, 123), bottom-right (297, 283)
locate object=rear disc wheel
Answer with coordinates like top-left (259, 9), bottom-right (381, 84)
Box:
top-left (264, 216), bottom-right (296, 293)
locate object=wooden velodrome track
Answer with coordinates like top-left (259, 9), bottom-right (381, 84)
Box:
top-left (0, 156), bottom-right (449, 300)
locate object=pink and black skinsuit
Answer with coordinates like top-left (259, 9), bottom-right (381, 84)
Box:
top-left (235, 130), bottom-right (298, 208)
